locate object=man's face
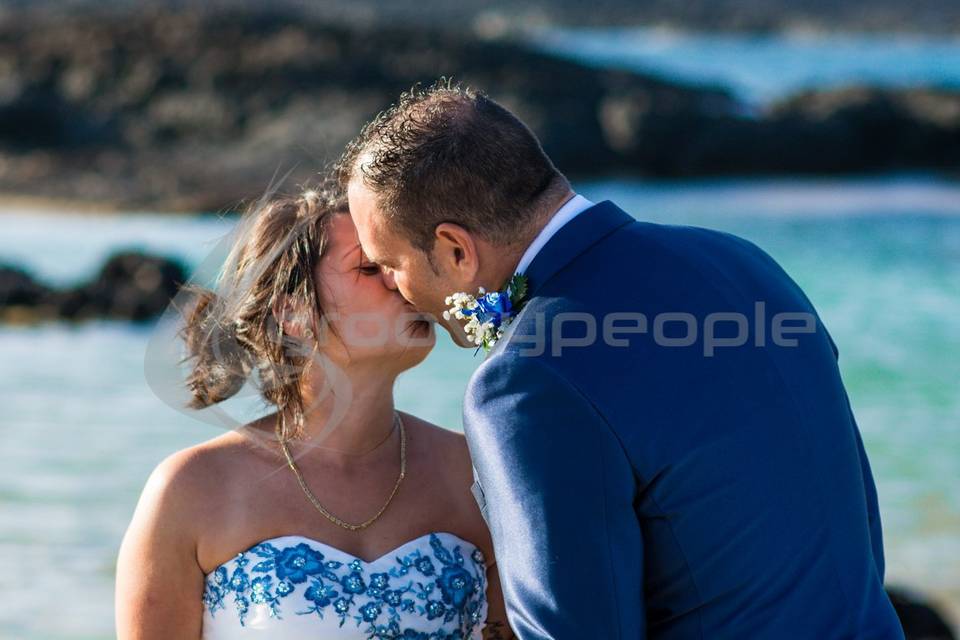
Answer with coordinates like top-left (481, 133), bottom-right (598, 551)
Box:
top-left (348, 178), bottom-right (470, 344)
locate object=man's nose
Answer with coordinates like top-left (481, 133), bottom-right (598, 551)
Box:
top-left (381, 267), bottom-right (398, 291)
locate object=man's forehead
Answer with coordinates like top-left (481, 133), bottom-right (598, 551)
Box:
top-left (352, 206), bottom-right (387, 247)
top-left (349, 204), bottom-right (390, 258)
top-left (345, 179), bottom-right (411, 259)
top-left (346, 182), bottom-right (377, 228)
top-left (347, 179), bottom-right (376, 215)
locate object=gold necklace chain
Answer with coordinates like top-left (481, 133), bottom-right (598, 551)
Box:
top-left (276, 412), bottom-right (406, 532)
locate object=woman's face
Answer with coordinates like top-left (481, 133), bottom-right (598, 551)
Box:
top-left (312, 212), bottom-right (435, 370)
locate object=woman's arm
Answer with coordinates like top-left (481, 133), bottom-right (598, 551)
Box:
top-left (115, 450), bottom-right (207, 639)
top-left (483, 560), bottom-right (518, 640)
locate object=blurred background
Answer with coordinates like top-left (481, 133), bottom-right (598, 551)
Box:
top-left (0, 1), bottom-right (958, 638)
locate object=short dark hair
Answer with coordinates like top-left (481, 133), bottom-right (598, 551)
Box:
top-left (337, 80), bottom-right (565, 251)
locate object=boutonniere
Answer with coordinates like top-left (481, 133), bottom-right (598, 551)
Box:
top-left (443, 273), bottom-right (529, 354)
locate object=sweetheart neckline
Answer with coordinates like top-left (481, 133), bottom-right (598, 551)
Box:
top-left (202, 531), bottom-right (484, 577)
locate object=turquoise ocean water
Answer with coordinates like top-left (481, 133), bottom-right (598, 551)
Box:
top-left (531, 27), bottom-right (960, 106)
top-left (2, 25), bottom-right (960, 637)
top-left (1, 176), bottom-right (958, 637)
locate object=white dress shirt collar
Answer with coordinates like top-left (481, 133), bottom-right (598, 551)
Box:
top-left (515, 193), bottom-right (594, 276)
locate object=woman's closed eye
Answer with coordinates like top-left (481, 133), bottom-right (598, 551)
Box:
top-left (358, 263), bottom-right (381, 276)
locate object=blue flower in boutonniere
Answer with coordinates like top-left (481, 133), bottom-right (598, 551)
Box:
top-left (443, 273), bottom-right (529, 354)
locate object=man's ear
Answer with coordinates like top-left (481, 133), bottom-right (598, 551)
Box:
top-left (434, 222), bottom-right (480, 283)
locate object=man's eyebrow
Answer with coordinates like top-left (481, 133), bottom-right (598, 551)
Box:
top-left (369, 251), bottom-right (396, 268)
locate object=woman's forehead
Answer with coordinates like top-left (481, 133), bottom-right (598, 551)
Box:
top-left (325, 213), bottom-right (361, 253)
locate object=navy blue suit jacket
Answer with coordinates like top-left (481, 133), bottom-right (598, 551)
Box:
top-left (463, 201), bottom-right (904, 639)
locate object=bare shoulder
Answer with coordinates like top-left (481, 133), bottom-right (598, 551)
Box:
top-left (133, 429), bottom-right (251, 539)
top-left (399, 412), bottom-right (494, 562)
top-left (115, 432), bottom-right (248, 636)
top-left (400, 411), bottom-right (473, 481)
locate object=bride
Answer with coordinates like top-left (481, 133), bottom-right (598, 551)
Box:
top-left (115, 186), bottom-right (512, 639)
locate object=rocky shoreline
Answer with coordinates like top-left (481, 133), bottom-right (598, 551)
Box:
top-left (8, 0), bottom-right (960, 35)
top-left (0, 252), bottom-right (188, 324)
top-left (0, 7), bottom-right (958, 213)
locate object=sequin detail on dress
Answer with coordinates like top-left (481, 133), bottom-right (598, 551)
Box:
top-left (201, 532), bottom-right (488, 640)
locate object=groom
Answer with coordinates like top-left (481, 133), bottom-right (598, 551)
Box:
top-left (340, 83), bottom-right (905, 639)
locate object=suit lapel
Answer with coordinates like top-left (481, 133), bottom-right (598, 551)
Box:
top-left (483, 201), bottom-right (635, 360)
top-left (522, 200), bottom-right (635, 297)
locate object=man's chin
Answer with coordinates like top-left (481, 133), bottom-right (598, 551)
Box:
top-left (439, 318), bottom-right (476, 348)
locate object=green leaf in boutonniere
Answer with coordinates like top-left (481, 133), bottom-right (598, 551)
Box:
top-left (508, 273), bottom-right (528, 309)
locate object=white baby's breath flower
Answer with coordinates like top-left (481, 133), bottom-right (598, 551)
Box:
top-left (445, 282), bottom-right (520, 352)
top-left (444, 273), bottom-right (528, 354)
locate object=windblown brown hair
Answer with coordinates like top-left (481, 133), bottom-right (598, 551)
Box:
top-left (175, 184), bottom-right (347, 440)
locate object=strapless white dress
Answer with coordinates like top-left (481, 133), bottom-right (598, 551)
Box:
top-left (201, 532), bottom-right (488, 639)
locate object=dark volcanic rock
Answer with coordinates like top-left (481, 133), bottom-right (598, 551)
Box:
top-left (0, 264), bottom-right (52, 307)
top-left (600, 85), bottom-right (960, 177)
top-left (0, 7), bottom-right (958, 211)
top-left (0, 7), bottom-right (739, 210)
top-left (765, 87), bottom-right (960, 173)
top-left (0, 252), bottom-right (188, 323)
top-left (0, 7), bottom-right (754, 209)
top-left (68, 251), bottom-right (188, 321)
top-left (887, 586), bottom-right (957, 640)
top-left (12, 0), bottom-right (960, 35)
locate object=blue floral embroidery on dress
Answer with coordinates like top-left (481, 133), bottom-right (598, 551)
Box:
top-left (202, 533), bottom-right (487, 639)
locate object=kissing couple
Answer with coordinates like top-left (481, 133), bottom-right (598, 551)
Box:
top-left (117, 81), bottom-right (905, 640)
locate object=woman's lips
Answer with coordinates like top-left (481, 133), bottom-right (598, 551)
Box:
top-left (402, 303), bottom-right (434, 324)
